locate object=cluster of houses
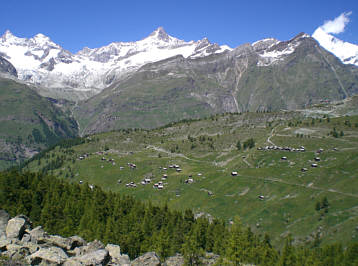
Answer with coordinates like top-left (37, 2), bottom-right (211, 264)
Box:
top-left (126, 181), bottom-right (137, 188)
top-left (257, 145), bottom-right (306, 152)
top-left (78, 153), bottom-right (90, 160)
top-left (184, 177), bottom-right (194, 184)
top-left (127, 162), bottom-right (137, 169)
top-left (153, 181), bottom-right (165, 189)
top-left (100, 157), bottom-right (116, 166)
top-left (167, 164), bottom-right (182, 172)
top-left (301, 149), bottom-right (324, 171)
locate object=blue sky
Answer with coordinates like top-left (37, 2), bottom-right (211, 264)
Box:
top-left (1, 0), bottom-right (357, 53)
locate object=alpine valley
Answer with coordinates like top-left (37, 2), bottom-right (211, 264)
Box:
top-left (1, 26), bottom-right (358, 264)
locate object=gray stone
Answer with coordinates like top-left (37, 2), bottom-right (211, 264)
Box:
top-left (26, 246), bottom-right (68, 265)
top-left (0, 210), bottom-right (10, 240)
top-left (132, 252), bottom-right (160, 266)
top-left (113, 254), bottom-right (131, 266)
top-left (4, 243), bottom-right (30, 261)
top-left (41, 234), bottom-right (72, 250)
top-left (0, 239), bottom-right (11, 251)
top-left (21, 233), bottom-right (31, 243)
top-left (105, 243), bottom-right (130, 265)
top-left (74, 239), bottom-right (104, 256)
top-left (163, 254), bottom-right (185, 266)
top-left (105, 243), bottom-right (121, 259)
top-left (71, 249), bottom-right (109, 265)
top-left (68, 235), bottom-right (87, 249)
top-left (29, 226), bottom-right (47, 243)
top-left (23, 241), bottom-right (41, 254)
top-left (6, 217), bottom-right (27, 239)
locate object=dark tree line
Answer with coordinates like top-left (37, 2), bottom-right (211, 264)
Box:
top-left (0, 171), bottom-right (357, 265)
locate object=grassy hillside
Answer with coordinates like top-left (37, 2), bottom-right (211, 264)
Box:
top-left (24, 111), bottom-right (358, 248)
top-left (0, 77), bottom-right (78, 169)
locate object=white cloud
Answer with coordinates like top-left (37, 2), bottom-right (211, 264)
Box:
top-left (320, 11), bottom-right (352, 34)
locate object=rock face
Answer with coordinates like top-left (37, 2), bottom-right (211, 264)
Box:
top-left (132, 252), bottom-right (161, 266)
top-left (27, 246), bottom-right (68, 265)
top-left (5, 215), bottom-right (30, 239)
top-left (69, 249), bottom-right (109, 265)
top-left (0, 210), bottom-right (9, 239)
top-left (0, 209), bottom-right (219, 265)
top-left (0, 55), bottom-right (17, 77)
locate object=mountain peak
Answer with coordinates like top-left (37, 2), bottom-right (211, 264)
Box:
top-left (149, 27), bottom-right (170, 42)
top-left (1, 30), bottom-right (15, 41)
top-left (312, 27), bottom-right (358, 66)
top-left (30, 33), bottom-right (59, 48)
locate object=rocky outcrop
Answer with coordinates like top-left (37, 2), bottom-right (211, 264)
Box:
top-left (132, 252), bottom-right (161, 266)
top-left (27, 246), bottom-right (68, 265)
top-left (0, 210), bottom-right (9, 240)
top-left (0, 55), bottom-right (17, 77)
top-left (5, 215), bottom-right (31, 239)
top-left (0, 210), bottom-right (219, 265)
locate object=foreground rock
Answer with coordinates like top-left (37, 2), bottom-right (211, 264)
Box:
top-left (27, 246), bottom-right (68, 265)
top-left (5, 215), bottom-right (30, 239)
top-left (0, 209), bottom-right (220, 265)
top-left (132, 251), bottom-right (161, 266)
top-left (0, 210), bottom-right (9, 240)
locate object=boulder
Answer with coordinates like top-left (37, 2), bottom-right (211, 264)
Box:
top-left (73, 239), bottom-right (104, 256)
top-left (113, 254), bottom-right (131, 265)
top-left (3, 243), bottom-right (30, 261)
top-left (0, 239), bottom-right (11, 251)
top-left (26, 246), bottom-right (68, 265)
top-left (163, 254), bottom-right (185, 266)
top-left (105, 243), bottom-right (121, 259)
top-left (5, 215), bottom-right (31, 239)
top-left (68, 235), bottom-right (87, 249)
top-left (23, 241), bottom-right (41, 254)
top-left (106, 243), bottom-right (130, 265)
top-left (63, 259), bottom-right (84, 266)
top-left (40, 234), bottom-right (72, 250)
top-left (132, 252), bottom-right (161, 266)
top-left (29, 226), bottom-right (47, 243)
top-left (0, 210), bottom-right (10, 240)
top-left (69, 249), bottom-right (109, 265)
top-left (21, 233), bottom-right (31, 243)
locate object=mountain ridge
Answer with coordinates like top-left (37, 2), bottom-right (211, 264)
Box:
top-left (75, 32), bottom-right (358, 135)
top-left (0, 27), bottom-right (231, 98)
top-left (1, 27), bottom-right (357, 102)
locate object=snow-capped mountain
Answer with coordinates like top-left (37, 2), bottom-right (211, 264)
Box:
top-left (252, 33), bottom-right (311, 66)
top-left (312, 27), bottom-right (358, 66)
top-left (0, 27), bottom-right (231, 95)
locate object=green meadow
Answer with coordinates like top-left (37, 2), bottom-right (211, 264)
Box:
top-left (25, 112), bottom-right (358, 247)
